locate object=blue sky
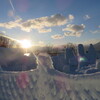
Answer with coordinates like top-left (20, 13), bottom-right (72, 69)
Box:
top-left (0, 0), bottom-right (100, 46)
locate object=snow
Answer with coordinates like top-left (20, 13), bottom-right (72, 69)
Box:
top-left (0, 53), bottom-right (100, 100)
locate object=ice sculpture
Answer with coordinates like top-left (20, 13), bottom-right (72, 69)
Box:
top-left (66, 48), bottom-right (78, 73)
top-left (78, 44), bottom-right (88, 69)
top-left (87, 44), bottom-right (96, 65)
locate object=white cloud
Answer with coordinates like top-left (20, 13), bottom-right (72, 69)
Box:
top-left (84, 15), bottom-right (91, 20)
top-left (51, 34), bottom-right (64, 39)
top-left (0, 14), bottom-right (71, 33)
top-left (98, 25), bottom-right (100, 28)
top-left (68, 14), bottom-right (74, 20)
top-left (38, 41), bottom-right (45, 46)
top-left (90, 30), bottom-right (100, 34)
top-left (63, 24), bottom-right (85, 37)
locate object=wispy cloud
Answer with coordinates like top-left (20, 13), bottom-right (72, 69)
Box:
top-left (63, 24), bottom-right (85, 37)
top-left (51, 34), bottom-right (64, 39)
top-left (38, 28), bottom-right (52, 33)
top-left (8, 0), bottom-right (16, 18)
top-left (38, 41), bottom-right (45, 46)
top-left (68, 14), bottom-right (74, 20)
top-left (0, 14), bottom-right (72, 33)
top-left (9, 0), bottom-right (15, 11)
top-left (90, 30), bottom-right (100, 34)
top-left (83, 15), bottom-right (91, 20)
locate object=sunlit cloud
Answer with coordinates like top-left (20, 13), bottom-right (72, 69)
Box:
top-left (0, 14), bottom-right (72, 33)
top-left (63, 24), bottom-right (85, 37)
top-left (38, 41), bottom-right (45, 46)
top-left (0, 20), bottom-right (19, 29)
top-left (38, 28), bottom-right (52, 33)
top-left (68, 14), bottom-right (74, 20)
top-left (63, 24), bottom-right (85, 32)
top-left (84, 15), bottom-right (91, 20)
top-left (51, 34), bottom-right (64, 39)
top-left (64, 32), bottom-right (81, 37)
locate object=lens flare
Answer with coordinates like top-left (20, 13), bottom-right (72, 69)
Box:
top-left (24, 53), bottom-right (30, 56)
top-left (79, 56), bottom-right (86, 62)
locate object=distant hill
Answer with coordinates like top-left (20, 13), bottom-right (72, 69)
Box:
top-left (84, 42), bottom-right (100, 52)
top-left (94, 42), bottom-right (100, 51)
top-left (0, 34), bottom-right (20, 48)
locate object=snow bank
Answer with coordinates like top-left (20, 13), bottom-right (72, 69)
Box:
top-left (0, 53), bottom-right (100, 100)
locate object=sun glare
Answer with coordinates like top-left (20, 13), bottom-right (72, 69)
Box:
top-left (20, 39), bottom-right (32, 48)
top-left (24, 53), bottom-right (30, 56)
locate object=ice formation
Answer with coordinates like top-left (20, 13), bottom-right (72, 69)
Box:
top-left (66, 48), bottom-right (78, 73)
top-left (78, 44), bottom-right (88, 69)
top-left (78, 44), bottom-right (85, 56)
top-left (87, 44), bottom-right (97, 65)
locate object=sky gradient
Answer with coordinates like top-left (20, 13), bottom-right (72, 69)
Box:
top-left (0, 0), bottom-right (100, 46)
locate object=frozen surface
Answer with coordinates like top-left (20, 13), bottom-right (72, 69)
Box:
top-left (0, 53), bottom-right (100, 100)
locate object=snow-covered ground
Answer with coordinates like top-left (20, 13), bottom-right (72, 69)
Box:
top-left (0, 53), bottom-right (100, 100)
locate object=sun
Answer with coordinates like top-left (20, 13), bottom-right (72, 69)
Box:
top-left (20, 39), bottom-right (32, 48)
